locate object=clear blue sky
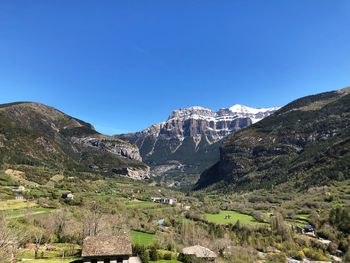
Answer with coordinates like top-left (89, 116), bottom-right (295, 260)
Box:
top-left (1, 1), bottom-right (350, 134)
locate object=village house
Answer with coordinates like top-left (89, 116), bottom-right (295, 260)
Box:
top-left (303, 224), bottom-right (316, 237)
top-left (61, 191), bottom-right (74, 200)
top-left (150, 197), bottom-right (177, 205)
top-left (12, 186), bottom-right (25, 200)
top-left (156, 218), bottom-right (166, 227)
top-left (294, 224), bottom-right (316, 237)
top-left (182, 245), bottom-right (217, 263)
top-left (82, 235), bottom-right (141, 263)
top-left (15, 193), bottom-right (24, 200)
top-left (184, 205), bottom-right (191, 211)
top-left (12, 185), bottom-right (25, 192)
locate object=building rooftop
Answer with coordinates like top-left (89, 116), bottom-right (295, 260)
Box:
top-left (182, 245), bottom-right (217, 258)
top-left (82, 235), bottom-right (132, 257)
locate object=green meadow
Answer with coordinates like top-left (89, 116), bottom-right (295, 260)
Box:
top-left (131, 230), bottom-right (156, 246)
top-left (205, 210), bottom-right (263, 225)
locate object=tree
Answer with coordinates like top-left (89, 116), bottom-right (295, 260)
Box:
top-left (271, 212), bottom-right (292, 241)
top-left (82, 201), bottom-right (103, 238)
top-left (31, 227), bottom-right (44, 259)
top-left (0, 215), bottom-right (18, 262)
top-left (329, 207), bottom-right (350, 233)
top-left (52, 209), bottom-right (69, 242)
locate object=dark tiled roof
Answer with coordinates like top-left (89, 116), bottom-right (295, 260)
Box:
top-left (82, 235), bottom-right (132, 257)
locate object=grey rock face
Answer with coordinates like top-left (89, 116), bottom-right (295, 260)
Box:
top-left (72, 136), bottom-right (142, 161)
top-left (111, 166), bottom-right (150, 180)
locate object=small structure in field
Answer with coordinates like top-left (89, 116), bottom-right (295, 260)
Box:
top-left (82, 235), bottom-right (135, 263)
top-left (303, 224), bottom-right (316, 237)
top-left (294, 224), bottom-right (316, 237)
top-left (156, 219), bottom-right (166, 227)
top-left (182, 245), bottom-right (217, 262)
top-left (61, 191), bottom-right (74, 200)
top-left (12, 186), bottom-right (25, 200)
top-left (12, 185), bottom-right (25, 192)
top-left (151, 197), bottom-right (162, 202)
top-left (184, 205), bottom-right (191, 211)
top-left (15, 194), bottom-right (24, 200)
top-left (150, 197), bottom-right (177, 205)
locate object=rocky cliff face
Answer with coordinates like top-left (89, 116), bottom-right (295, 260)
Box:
top-left (72, 136), bottom-right (142, 161)
top-left (119, 104), bottom-right (279, 187)
top-left (195, 87), bottom-right (350, 191)
top-left (0, 102), bottom-right (149, 180)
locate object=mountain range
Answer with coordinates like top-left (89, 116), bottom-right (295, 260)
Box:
top-left (195, 87), bottom-right (350, 191)
top-left (118, 104), bottom-right (279, 187)
top-left (2, 86), bottom-right (348, 193)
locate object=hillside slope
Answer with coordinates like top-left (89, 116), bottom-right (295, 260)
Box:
top-left (195, 87), bottom-right (350, 191)
top-left (0, 102), bottom-right (149, 180)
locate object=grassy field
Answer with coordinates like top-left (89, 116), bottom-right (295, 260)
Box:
top-left (18, 258), bottom-right (77, 263)
top-left (0, 199), bottom-right (38, 210)
top-left (18, 243), bottom-right (80, 263)
top-left (126, 200), bottom-right (158, 208)
top-left (150, 260), bottom-right (181, 263)
top-left (296, 214), bottom-right (310, 221)
top-left (205, 210), bottom-right (264, 225)
top-left (4, 207), bottom-right (54, 218)
top-left (131, 230), bottom-right (156, 246)
top-left (286, 218), bottom-right (307, 227)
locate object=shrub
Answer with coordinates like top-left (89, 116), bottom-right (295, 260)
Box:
top-left (302, 248), bottom-right (329, 261)
top-left (289, 250), bottom-right (304, 260)
top-left (132, 244), bottom-right (149, 263)
top-left (163, 252), bottom-right (172, 260)
top-left (149, 246), bottom-right (158, 261)
top-left (265, 253), bottom-right (287, 263)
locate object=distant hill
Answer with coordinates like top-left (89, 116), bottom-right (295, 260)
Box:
top-left (0, 102), bottom-right (149, 180)
top-left (195, 87), bottom-right (350, 191)
top-left (118, 104), bottom-right (279, 187)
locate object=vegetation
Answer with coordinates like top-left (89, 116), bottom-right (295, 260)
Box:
top-left (205, 210), bottom-right (264, 225)
top-left (131, 230), bottom-right (156, 246)
top-left (196, 89), bottom-right (350, 192)
top-left (1, 89), bottom-right (350, 262)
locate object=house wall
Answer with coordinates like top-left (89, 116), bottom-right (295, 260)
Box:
top-left (83, 255), bottom-right (130, 263)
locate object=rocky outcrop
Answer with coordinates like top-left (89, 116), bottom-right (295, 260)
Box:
top-left (112, 166), bottom-right (150, 180)
top-left (72, 136), bottom-right (142, 161)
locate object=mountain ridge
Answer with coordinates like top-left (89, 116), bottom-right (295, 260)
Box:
top-left (0, 101), bottom-right (150, 181)
top-left (195, 87), bottom-right (350, 191)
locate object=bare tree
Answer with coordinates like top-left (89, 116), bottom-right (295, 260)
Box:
top-left (82, 202), bottom-right (103, 239)
top-left (0, 215), bottom-right (18, 263)
top-left (31, 227), bottom-right (44, 259)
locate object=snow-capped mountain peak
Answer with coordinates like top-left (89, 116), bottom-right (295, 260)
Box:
top-left (168, 106), bottom-right (215, 120)
top-left (229, 104), bottom-right (280, 114)
top-left (227, 104), bottom-right (281, 123)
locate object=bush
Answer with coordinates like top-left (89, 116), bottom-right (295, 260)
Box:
top-left (163, 252), bottom-right (172, 260)
top-left (289, 250), bottom-right (304, 260)
top-left (149, 246), bottom-right (159, 261)
top-left (132, 244), bottom-right (149, 263)
top-left (266, 253), bottom-right (287, 263)
top-left (302, 248), bottom-right (329, 261)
